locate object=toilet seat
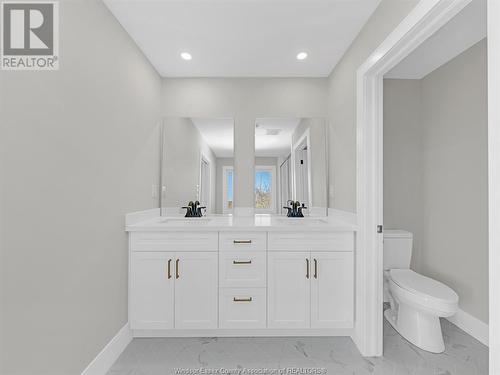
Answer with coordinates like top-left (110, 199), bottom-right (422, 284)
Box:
top-left (389, 269), bottom-right (458, 314)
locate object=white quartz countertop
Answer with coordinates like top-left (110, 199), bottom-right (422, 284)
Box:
top-left (125, 214), bottom-right (357, 232)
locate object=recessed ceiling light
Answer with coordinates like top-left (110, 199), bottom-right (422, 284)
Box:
top-left (296, 52), bottom-right (308, 60)
top-left (181, 52), bottom-right (192, 61)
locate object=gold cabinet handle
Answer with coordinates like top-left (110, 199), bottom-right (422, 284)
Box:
top-left (175, 259), bottom-right (179, 279)
top-left (233, 297), bottom-right (252, 302)
top-left (233, 260), bottom-right (252, 264)
top-left (233, 240), bottom-right (252, 244)
top-left (306, 258), bottom-right (309, 279)
top-left (167, 259), bottom-right (172, 279)
top-left (314, 258), bottom-right (318, 279)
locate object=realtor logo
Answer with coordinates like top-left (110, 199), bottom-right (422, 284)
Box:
top-left (1, 1), bottom-right (59, 70)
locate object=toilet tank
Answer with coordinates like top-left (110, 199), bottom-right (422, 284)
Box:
top-left (383, 229), bottom-right (413, 270)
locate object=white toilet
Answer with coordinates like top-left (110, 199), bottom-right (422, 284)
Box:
top-left (383, 230), bottom-right (459, 353)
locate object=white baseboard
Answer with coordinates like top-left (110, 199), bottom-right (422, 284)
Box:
top-left (81, 323), bottom-right (132, 375)
top-left (446, 308), bottom-right (489, 346)
top-left (132, 327), bottom-right (353, 337)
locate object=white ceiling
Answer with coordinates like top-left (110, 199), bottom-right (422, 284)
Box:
top-left (191, 118), bottom-right (234, 157)
top-left (385, 0), bottom-right (486, 79)
top-left (255, 118), bottom-right (301, 157)
top-left (103, 0), bottom-right (381, 77)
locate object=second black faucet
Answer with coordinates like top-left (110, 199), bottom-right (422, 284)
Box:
top-left (182, 201), bottom-right (206, 217)
top-left (283, 200), bottom-right (307, 217)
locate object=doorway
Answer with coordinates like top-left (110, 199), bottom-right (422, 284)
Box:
top-left (355, 0), bottom-right (496, 360)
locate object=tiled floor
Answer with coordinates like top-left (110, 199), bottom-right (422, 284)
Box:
top-left (108, 319), bottom-right (488, 375)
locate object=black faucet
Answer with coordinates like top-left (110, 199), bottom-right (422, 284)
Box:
top-left (182, 201), bottom-right (206, 217)
top-left (283, 200), bottom-right (307, 217)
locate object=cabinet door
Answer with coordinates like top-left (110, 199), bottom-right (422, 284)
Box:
top-left (310, 252), bottom-right (353, 328)
top-left (174, 252), bottom-right (218, 329)
top-left (130, 252), bottom-right (175, 330)
top-left (267, 252), bottom-right (310, 328)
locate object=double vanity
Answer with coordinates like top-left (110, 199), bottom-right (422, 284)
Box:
top-left (126, 215), bottom-right (356, 337)
top-left (127, 116), bottom-right (356, 338)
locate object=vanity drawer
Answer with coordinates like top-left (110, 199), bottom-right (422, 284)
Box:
top-left (219, 251), bottom-right (266, 287)
top-left (130, 232), bottom-right (218, 252)
top-left (268, 231), bottom-right (354, 252)
top-left (219, 232), bottom-right (267, 252)
top-left (219, 288), bottom-right (266, 329)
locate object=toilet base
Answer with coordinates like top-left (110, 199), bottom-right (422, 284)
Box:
top-left (384, 306), bottom-right (445, 353)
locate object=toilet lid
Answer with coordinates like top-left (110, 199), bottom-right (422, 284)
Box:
top-left (390, 269), bottom-right (458, 303)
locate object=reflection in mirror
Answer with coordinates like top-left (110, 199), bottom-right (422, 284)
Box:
top-left (255, 118), bottom-right (328, 216)
top-left (161, 117), bottom-right (234, 216)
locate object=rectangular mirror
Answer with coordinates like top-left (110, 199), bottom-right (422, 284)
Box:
top-left (255, 118), bottom-right (328, 216)
top-left (161, 117), bottom-right (234, 216)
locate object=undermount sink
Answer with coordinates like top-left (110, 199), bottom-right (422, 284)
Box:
top-left (161, 218), bottom-right (212, 224)
top-left (275, 218), bottom-right (328, 225)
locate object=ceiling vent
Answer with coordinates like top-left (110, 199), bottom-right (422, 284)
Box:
top-left (265, 129), bottom-right (282, 136)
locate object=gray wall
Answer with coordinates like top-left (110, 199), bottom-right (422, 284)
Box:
top-left (383, 79), bottom-right (423, 270)
top-left (0, 1), bottom-right (162, 374)
top-left (161, 78), bottom-right (328, 210)
top-left (384, 39), bottom-right (488, 323)
top-left (420, 39), bottom-right (488, 323)
top-left (327, 0), bottom-right (418, 212)
top-left (255, 157), bottom-right (279, 167)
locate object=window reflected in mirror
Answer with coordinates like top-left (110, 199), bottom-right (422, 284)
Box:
top-left (222, 166), bottom-right (233, 213)
top-left (255, 118), bottom-right (328, 216)
top-left (255, 166), bottom-right (275, 212)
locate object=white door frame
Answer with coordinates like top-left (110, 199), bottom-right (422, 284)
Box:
top-left (355, 0), bottom-right (475, 357)
top-left (291, 128), bottom-right (312, 207)
top-left (199, 152), bottom-right (211, 212)
top-left (487, 0), bottom-right (500, 373)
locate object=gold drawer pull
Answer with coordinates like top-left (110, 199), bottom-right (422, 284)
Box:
top-left (233, 240), bottom-right (252, 244)
top-left (233, 260), bottom-right (252, 265)
top-left (233, 297), bottom-right (252, 302)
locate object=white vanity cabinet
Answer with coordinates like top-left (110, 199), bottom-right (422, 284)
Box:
top-left (174, 252), bottom-right (218, 329)
top-left (130, 252), bottom-right (175, 330)
top-left (267, 232), bottom-right (354, 329)
top-left (128, 225), bottom-right (355, 336)
top-left (267, 251), bottom-right (311, 328)
top-left (267, 252), bottom-right (354, 328)
top-left (310, 252), bottom-right (353, 328)
top-left (129, 232), bottom-right (218, 331)
top-left (219, 231), bottom-right (267, 288)
top-left (218, 231), bottom-right (267, 328)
